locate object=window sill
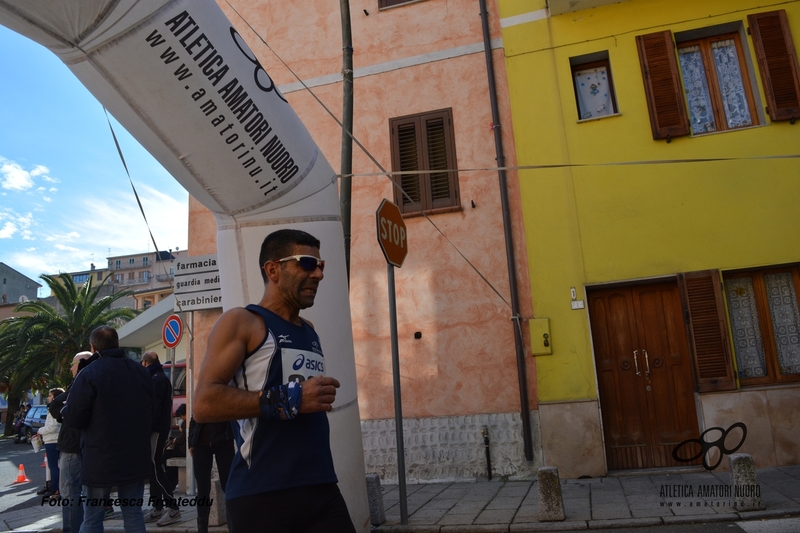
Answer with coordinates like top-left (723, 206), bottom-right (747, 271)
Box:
top-left (401, 205), bottom-right (462, 219)
top-left (690, 122), bottom-right (766, 137)
top-left (379, 0), bottom-right (428, 11)
top-left (576, 112), bottom-right (622, 124)
top-left (701, 381), bottom-right (800, 394)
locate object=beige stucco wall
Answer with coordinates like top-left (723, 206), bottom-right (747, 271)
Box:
top-left (698, 386), bottom-right (800, 470)
top-left (539, 400), bottom-right (605, 478)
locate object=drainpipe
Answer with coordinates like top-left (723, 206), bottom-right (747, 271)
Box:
top-left (340, 0), bottom-right (354, 285)
top-left (479, 0), bottom-right (533, 461)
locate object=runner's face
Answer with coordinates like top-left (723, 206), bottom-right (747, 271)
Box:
top-left (277, 245), bottom-right (324, 310)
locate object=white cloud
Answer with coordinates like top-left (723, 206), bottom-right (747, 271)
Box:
top-left (0, 158), bottom-right (35, 191)
top-left (72, 183), bottom-right (188, 257)
top-left (0, 221), bottom-right (17, 238)
top-left (29, 165), bottom-right (50, 177)
top-left (43, 196), bottom-right (52, 202)
top-left (44, 231), bottom-right (81, 242)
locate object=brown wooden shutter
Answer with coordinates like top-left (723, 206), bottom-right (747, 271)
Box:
top-left (390, 116), bottom-right (423, 213)
top-left (678, 270), bottom-right (736, 392)
top-left (748, 10), bottom-right (800, 122)
top-left (636, 31), bottom-right (691, 140)
top-left (422, 111), bottom-right (459, 210)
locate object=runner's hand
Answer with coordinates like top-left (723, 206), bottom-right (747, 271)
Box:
top-left (299, 376), bottom-right (340, 413)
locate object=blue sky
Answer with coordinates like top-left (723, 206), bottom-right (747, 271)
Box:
top-left (0, 25), bottom-right (189, 297)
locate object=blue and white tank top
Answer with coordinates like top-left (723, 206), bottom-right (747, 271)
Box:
top-left (225, 305), bottom-right (337, 500)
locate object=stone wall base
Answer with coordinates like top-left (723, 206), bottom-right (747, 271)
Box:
top-left (361, 411), bottom-right (542, 483)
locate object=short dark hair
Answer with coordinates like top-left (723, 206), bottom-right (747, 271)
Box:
top-left (175, 403), bottom-right (186, 417)
top-left (90, 326), bottom-right (119, 352)
top-left (258, 229), bottom-right (321, 283)
top-left (49, 388), bottom-right (65, 397)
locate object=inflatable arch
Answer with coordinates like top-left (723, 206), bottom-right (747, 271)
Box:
top-left (0, 0), bottom-right (369, 529)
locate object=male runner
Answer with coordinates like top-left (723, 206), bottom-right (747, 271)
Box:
top-left (194, 229), bottom-right (355, 533)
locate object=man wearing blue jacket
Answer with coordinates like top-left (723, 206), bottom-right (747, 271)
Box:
top-left (63, 326), bottom-right (155, 533)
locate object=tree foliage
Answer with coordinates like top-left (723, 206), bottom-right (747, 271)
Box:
top-left (0, 273), bottom-right (138, 400)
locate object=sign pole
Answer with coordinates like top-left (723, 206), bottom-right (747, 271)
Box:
top-left (186, 311), bottom-right (195, 496)
top-left (388, 262), bottom-right (408, 524)
top-left (376, 198), bottom-right (409, 524)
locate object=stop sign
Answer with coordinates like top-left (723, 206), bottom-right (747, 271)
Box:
top-left (376, 199), bottom-right (408, 267)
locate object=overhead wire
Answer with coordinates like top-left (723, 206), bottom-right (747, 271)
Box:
top-left (103, 108), bottom-right (193, 340)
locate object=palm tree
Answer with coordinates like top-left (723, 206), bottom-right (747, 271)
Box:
top-left (0, 273), bottom-right (138, 434)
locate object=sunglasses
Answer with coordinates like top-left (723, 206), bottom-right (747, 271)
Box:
top-left (276, 255), bottom-right (325, 272)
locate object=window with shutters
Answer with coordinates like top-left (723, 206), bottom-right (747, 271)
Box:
top-left (636, 10), bottom-right (800, 140)
top-left (570, 52), bottom-right (619, 121)
top-left (723, 266), bottom-right (800, 386)
top-left (389, 108), bottom-right (460, 216)
top-left (676, 32), bottom-right (759, 135)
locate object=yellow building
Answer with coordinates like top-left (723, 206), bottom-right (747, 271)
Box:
top-left (499, 0), bottom-right (800, 477)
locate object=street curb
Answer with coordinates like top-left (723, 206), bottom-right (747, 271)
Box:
top-left (661, 513), bottom-right (738, 525)
top-left (736, 508), bottom-right (800, 521)
top-left (587, 517), bottom-right (662, 529)
top-left (511, 522), bottom-right (588, 531)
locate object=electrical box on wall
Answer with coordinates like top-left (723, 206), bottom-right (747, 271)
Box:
top-left (530, 317), bottom-right (552, 355)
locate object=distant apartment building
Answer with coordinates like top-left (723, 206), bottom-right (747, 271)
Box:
top-left (0, 263), bottom-right (42, 320)
top-left (0, 263), bottom-right (41, 304)
top-left (106, 248), bottom-right (188, 309)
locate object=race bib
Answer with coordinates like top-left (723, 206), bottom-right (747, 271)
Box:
top-left (282, 348), bottom-right (325, 383)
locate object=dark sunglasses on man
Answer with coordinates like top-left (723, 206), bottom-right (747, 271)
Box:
top-left (272, 255), bottom-right (325, 272)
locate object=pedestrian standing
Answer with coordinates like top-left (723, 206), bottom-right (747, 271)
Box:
top-left (63, 326), bottom-right (155, 533)
top-left (141, 351), bottom-right (182, 526)
top-left (37, 387), bottom-right (65, 499)
top-left (50, 351), bottom-right (95, 533)
top-left (188, 414), bottom-right (234, 533)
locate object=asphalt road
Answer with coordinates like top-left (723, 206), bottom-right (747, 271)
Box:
top-left (0, 436), bottom-right (51, 515)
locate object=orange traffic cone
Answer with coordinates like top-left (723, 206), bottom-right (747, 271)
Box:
top-left (13, 464), bottom-right (30, 484)
top-left (41, 454), bottom-right (47, 468)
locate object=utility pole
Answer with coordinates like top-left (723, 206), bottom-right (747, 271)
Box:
top-left (340, 0), bottom-right (354, 284)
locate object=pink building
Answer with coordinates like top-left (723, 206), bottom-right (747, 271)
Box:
top-left (188, 0), bottom-right (537, 481)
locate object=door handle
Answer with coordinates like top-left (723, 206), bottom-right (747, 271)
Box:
top-left (644, 350), bottom-right (651, 377)
top-left (633, 350), bottom-right (641, 376)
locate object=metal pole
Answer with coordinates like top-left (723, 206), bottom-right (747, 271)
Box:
top-left (479, 0), bottom-right (533, 461)
top-left (340, 0), bottom-right (354, 284)
top-left (388, 263), bottom-right (408, 524)
top-left (186, 312), bottom-right (195, 495)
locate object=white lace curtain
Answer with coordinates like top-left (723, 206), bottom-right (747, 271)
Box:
top-left (678, 39), bottom-right (753, 134)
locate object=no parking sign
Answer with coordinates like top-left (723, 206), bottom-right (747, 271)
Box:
top-left (162, 314), bottom-right (183, 349)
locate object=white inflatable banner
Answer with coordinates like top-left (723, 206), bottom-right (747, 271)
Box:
top-left (0, 0), bottom-right (368, 529)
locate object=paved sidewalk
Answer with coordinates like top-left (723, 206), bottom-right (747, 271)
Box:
top-left (2, 466), bottom-right (799, 532)
top-left (374, 465), bottom-right (800, 532)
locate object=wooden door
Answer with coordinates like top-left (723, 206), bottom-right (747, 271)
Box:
top-left (589, 281), bottom-right (701, 470)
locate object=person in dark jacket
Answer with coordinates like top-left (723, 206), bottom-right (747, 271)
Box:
top-left (50, 351), bottom-right (95, 533)
top-left (141, 351), bottom-right (181, 526)
top-left (188, 411), bottom-right (234, 533)
top-left (162, 404), bottom-right (187, 496)
top-left (63, 326), bottom-right (155, 533)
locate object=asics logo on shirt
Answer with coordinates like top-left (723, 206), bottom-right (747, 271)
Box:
top-left (293, 354), bottom-right (305, 370)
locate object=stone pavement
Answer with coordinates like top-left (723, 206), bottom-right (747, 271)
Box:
top-left (2, 466), bottom-right (799, 532)
top-left (374, 465), bottom-right (800, 532)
